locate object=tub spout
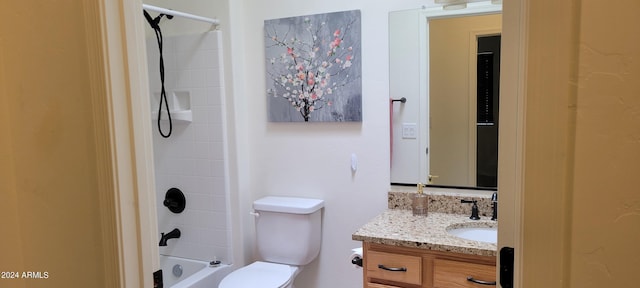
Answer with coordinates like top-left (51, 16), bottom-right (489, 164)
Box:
top-left (159, 228), bottom-right (181, 246)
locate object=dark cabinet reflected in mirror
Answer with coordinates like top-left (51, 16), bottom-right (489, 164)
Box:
top-left (389, 3), bottom-right (502, 190)
top-left (475, 35), bottom-right (500, 188)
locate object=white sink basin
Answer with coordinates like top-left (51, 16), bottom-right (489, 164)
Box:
top-left (447, 225), bottom-right (497, 244)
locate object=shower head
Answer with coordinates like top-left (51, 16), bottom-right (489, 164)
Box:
top-left (143, 10), bottom-right (173, 29)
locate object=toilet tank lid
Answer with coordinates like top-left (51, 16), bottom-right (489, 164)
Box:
top-left (253, 196), bottom-right (324, 214)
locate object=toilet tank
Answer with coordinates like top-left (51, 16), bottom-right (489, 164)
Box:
top-left (253, 196), bottom-right (324, 266)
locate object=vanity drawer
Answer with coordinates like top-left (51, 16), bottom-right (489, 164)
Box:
top-left (433, 258), bottom-right (496, 287)
top-left (366, 250), bottom-right (422, 286)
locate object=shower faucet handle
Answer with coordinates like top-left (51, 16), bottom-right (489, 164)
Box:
top-left (163, 188), bottom-right (186, 213)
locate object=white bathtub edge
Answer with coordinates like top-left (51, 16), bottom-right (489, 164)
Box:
top-left (170, 263), bottom-right (233, 288)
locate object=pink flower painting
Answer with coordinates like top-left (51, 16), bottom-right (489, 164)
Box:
top-left (265, 10), bottom-right (361, 122)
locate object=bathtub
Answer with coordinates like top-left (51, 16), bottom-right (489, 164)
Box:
top-left (160, 255), bottom-right (232, 288)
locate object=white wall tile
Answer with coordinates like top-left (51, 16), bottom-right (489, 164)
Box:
top-left (209, 124), bottom-right (224, 142)
top-left (190, 69), bottom-right (207, 88)
top-left (190, 88), bottom-right (207, 107)
top-left (210, 142), bottom-right (225, 160)
top-left (206, 87), bottom-right (223, 106)
top-left (191, 107), bottom-right (207, 123)
top-left (203, 51), bottom-right (219, 70)
top-left (201, 33), bottom-right (219, 50)
top-left (150, 31), bottom-right (230, 263)
top-left (204, 69), bottom-right (222, 87)
top-left (193, 124), bottom-right (213, 142)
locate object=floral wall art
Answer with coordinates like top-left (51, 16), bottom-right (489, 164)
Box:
top-left (265, 10), bottom-right (362, 122)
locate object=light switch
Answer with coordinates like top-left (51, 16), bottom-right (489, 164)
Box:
top-left (402, 123), bottom-right (417, 139)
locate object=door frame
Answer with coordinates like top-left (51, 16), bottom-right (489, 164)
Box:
top-left (93, 0), bottom-right (160, 286)
top-left (500, 0), bottom-right (577, 286)
top-left (498, 0), bottom-right (526, 286)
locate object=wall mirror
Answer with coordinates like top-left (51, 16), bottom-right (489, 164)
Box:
top-left (389, 1), bottom-right (501, 190)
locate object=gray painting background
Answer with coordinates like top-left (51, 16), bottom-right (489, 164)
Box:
top-left (264, 10), bottom-right (362, 122)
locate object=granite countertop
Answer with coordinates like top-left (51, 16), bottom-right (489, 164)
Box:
top-left (352, 209), bottom-right (497, 257)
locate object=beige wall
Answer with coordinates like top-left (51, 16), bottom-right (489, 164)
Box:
top-left (0, 2), bottom-right (111, 287)
top-left (519, 0), bottom-right (640, 287)
top-left (570, 0), bottom-right (640, 286)
top-left (0, 53), bottom-right (25, 288)
top-left (430, 14), bottom-right (501, 186)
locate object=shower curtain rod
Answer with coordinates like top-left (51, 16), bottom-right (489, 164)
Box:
top-left (142, 4), bottom-right (219, 25)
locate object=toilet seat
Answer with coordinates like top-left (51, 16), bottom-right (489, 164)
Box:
top-left (219, 261), bottom-right (297, 288)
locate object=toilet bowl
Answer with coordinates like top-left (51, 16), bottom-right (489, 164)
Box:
top-left (218, 196), bottom-right (324, 288)
top-left (219, 261), bottom-right (299, 288)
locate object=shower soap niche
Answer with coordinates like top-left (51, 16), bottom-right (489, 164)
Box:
top-left (151, 90), bottom-right (193, 123)
top-left (153, 110), bottom-right (193, 123)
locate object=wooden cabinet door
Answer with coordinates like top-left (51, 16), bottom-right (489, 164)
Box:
top-left (433, 258), bottom-right (496, 287)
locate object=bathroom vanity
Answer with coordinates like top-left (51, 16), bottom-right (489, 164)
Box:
top-left (362, 242), bottom-right (495, 288)
top-left (352, 191), bottom-right (497, 288)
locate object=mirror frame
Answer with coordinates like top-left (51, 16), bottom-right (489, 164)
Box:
top-left (390, 1), bottom-right (501, 190)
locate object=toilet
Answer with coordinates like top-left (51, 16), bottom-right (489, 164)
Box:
top-left (219, 196), bottom-right (324, 288)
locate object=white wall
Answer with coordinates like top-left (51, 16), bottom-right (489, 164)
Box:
top-left (233, 1), bottom-right (438, 287)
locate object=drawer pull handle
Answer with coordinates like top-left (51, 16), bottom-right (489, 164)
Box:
top-left (467, 276), bottom-right (497, 285)
top-left (377, 264), bottom-right (407, 272)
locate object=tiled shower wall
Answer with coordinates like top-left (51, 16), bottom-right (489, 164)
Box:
top-left (147, 30), bottom-right (231, 263)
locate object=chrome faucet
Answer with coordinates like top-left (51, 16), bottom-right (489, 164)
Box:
top-left (491, 192), bottom-right (498, 221)
top-left (159, 228), bottom-right (181, 246)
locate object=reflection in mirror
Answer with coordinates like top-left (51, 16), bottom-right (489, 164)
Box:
top-left (389, 2), bottom-right (501, 190)
top-left (430, 14), bottom-right (501, 188)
